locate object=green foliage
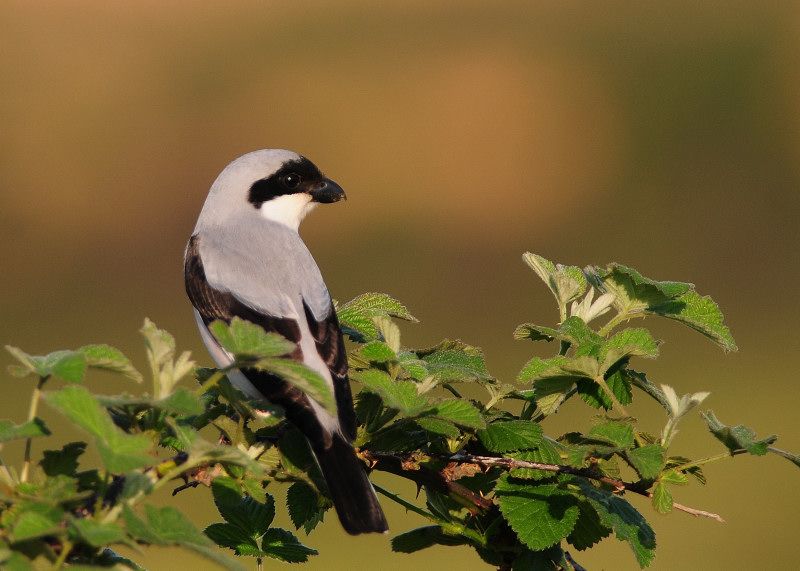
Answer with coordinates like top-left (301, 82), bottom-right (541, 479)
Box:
top-left (0, 253), bottom-right (793, 570)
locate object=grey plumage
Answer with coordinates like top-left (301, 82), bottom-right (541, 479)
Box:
top-left (185, 149), bottom-right (388, 535)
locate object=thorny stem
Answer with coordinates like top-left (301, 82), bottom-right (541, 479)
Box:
top-left (373, 483), bottom-right (436, 521)
top-left (21, 376), bottom-right (46, 483)
top-left (362, 450), bottom-right (724, 523)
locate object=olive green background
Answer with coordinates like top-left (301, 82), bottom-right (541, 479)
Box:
top-left (2, 1), bottom-right (799, 569)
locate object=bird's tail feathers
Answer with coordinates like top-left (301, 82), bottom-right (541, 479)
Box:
top-left (311, 433), bottom-right (388, 535)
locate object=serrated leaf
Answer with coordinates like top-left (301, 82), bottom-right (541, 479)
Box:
top-left (352, 369), bottom-right (427, 414)
top-left (496, 476), bottom-right (580, 550)
top-left (573, 480), bottom-right (656, 567)
top-left (211, 477), bottom-right (275, 536)
top-left (577, 370), bottom-right (631, 411)
top-left (478, 421), bottom-right (544, 452)
top-left (257, 358), bottom-right (335, 414)
top-left (588, 421), bottom-right (634, 449)
top-left (418, 340), bottom-right (493, 384)
top-left (424, 399), bottom-right (485, 429)
top-left (600, 263), bottom-right (692, 315)
top-left (45, 385), bottom-right (152, 472)
top-left (141, 319), bottom-right (195, 399)
top-left (125, 505), bottom-right (245, 571)
top-left (0, 418), bottom-right (50, 443)
top-left (649, 290), bottom-right (736, 351)
top-left (70, 519), bottom-right (125, 547)
top-left (509, 439), bottom-right (562, 480)
top-left (659, 468), bottom-right (689, 485)
top-left (260, 528), bottom-right (318, 563)
top-left (157, 388), bottom-right (205, 416)
top-left (209, 318), bottom-right (295, 359)
top-left (358, 341), bottom-right (397, 363)
top-left (531, 377), bottom-right (576, 416)
top-left (602, 328), bottom-right (659, 370)
top-left (651, 482), bottom-right (673, 514)
top-left (397, 352), bottom-right (429, 381)
top-left (523, 253), bottom-right (588, 307)
top-left (513, 323), bottom-right (559, 342)
top-left (391, 525), bottom-right (466, 553)
top-left (12, 503), bottom-right (65, 541)
top-left (416, 417), bottom-right (461, 438)
top-left (625, 445), bottom-right (665, 479)
top-left (286, 482), bottom-right (324, 534)
top-left (79, 344), bottom-right (143, 383)
top-left (567, 500), bottom-right (611, 551)
top-left (204, 523), bottom-right (260, 555)
top-left (40, 442), bottom-right (86, 477)
top-left (338, 293), bottom-right (417, 340)
top-left (5, 347), bottom-right (87, 382)
top-left (701, 411), bottom-right (776, 456)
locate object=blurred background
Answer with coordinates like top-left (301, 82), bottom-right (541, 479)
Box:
top-left (2, 1), bottom-right (799, 569)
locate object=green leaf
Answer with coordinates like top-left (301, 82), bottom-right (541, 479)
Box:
top-left (157, 388), bottom-right (205, 416)
top-left (5, 346), bottom-right (87, 382)
top-left (649, 290), bottom-right (737, 351)
top-left (416, 417), bottom-right (461, 438)
top-left (651, 482), bottom-right (673, 514)
top-left (576, 370), bottom-right (632, 411)
top-left (567, 501), bottom-right (611, 551)
top-left (599, 263), bottom-right (692, 315)
top-left (701, 411), bottom-right (776, 456)
top-left (125, 505), bottom-right (245, 571)
top-left (509, 439), bottom-right (562, 480)
top-left (573, 480), bottom-right (656, 568)
top-left (45, 385), bottom-right (152, 472)
top-left (602, 328), bottom-right (659, 370)
top-left (478, 421), bottom-right (544, 453)
top-left (257, 358), bottom-right (336, 414)
top-left (513, 323), bottom-right (559, 342)
top-left (260, 528), bottom-right (318, 563)
top-left (352, 369), bottom-right (427, 414)
top-left (391, 525), bottom-right (466, 553)
top-left (79, 344), bottom-right (143, 383)
top-left (0, 418), bottom-right (50, 443)
top-left (496, 476), bottom-right (580, 550)
top-left (209, 318), bottom-right (295, 359)
top-left (40, 442), bottom-right (86, 477)
top-left (204, 523), bottom-right (260, 555)
top-left (588, 421), bottom-right (634, 449)
top-left (70, 518), bottom-right (125, 547)
top-left (424, 399), bottom-right (485, 429)
top-left (625, 445), bottom-right (665, 479)
top-left (531, 377), bottom-right (576, 416)
top-left (12, 503), bottom-right (65, 541)
top-left (338, 293), bottom-right (417, 340)
top-left (287, 482), bottom-right (325, 534)
top-left (416, 340), bottom-right (492, 384)
top-left (141, 318), bottom-right (195, 399)
top-left (211, 477), bottom-right (275, 536)
top-left (357, 341), bottom-right (397, 363)
top-left (0, 551), bottom-right (34, 571)
top-left (523, 253), bottom-right (588, 307)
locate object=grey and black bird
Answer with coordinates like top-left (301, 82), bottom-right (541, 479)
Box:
top-left (184, 149), bottom-right (388, 534)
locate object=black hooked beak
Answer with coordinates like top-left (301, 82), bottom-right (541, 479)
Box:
top-left (308, 178), bottom-right (347, 203)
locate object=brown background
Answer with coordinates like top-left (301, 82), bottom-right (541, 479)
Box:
top-left (2, 1), bottom-right (799, 569)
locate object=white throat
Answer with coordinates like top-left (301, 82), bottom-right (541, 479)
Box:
top-left (258, 193), bottom-right (317, 230)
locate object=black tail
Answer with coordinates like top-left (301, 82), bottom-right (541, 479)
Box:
top-left (311, 433), bottom-right (388, 535)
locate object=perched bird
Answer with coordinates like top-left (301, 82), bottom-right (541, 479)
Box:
top-left (184, 149), bottom-right (388, 534)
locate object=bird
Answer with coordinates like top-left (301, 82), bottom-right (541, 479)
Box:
top-left (184, 149), bottom-right (388, 535)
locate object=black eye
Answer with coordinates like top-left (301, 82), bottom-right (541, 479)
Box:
top-left (281, 173), bottom-right (302, 189)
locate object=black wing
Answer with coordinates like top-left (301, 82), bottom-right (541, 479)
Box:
top-left (184, 235), bottom-right (356, 439)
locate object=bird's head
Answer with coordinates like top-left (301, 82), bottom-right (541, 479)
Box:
top-left (196, 149), bottom-right (346, 232)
